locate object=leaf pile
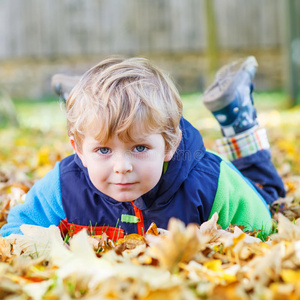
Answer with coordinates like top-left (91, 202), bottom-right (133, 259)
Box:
top-left (0, 106), bottom-right (300, 299)
top-left (1, 213), bottom-right (300, 299)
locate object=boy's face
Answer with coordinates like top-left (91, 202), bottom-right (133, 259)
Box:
top-left (71, 132), bottom-right (175, 202)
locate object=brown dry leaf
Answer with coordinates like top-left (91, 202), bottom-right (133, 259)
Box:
top-left (0, 277), bottom-right (25, 299)
top-left (149, 218), bottom-right (201, 272)
top-left (0, 171), bottom-right (9, 183)
top-left (198, 212), bottom-right (233, 245)
top-left (271, 213), bottom-right (300, 242)
top-left (211, 282), bottom-right (244, 300)
top-left (0, 236), bottom-right (13, 262)
top-left (116, 233), bottom-right (147, 250)
top-left (5, 224), bottom-right (63, 258)
top-left (0, 199), bottom-right (10, 227)
top-left (146, 222), bottom-right (159, 236)
top-left (1, 107), bottom-right (300, 299)
top-left (10, 182), bottom-right (30, 193)
top-left (186, 259), bottom-right (238, 284)
top-left (243, 242), bottom-right (283, 295)
top-left (84, 267), bottom-right (192, 300)
top-left (86, 235), bottom-right (102, 252)
top-left (97, 232), bottom-right (115, 253)
top-left (268, 282), bottom-right (298, 299)
top-left (223, 226), bottom-right (261, 250)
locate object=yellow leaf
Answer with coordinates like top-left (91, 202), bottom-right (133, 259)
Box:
top-left (35, 165), bottom-right (53, 179)
top-left (281, 269), bottom-right (300, 284)
top-left (37, 146), bottom-right (51, 166)
top-left (203, 259), bottom-right (222, 271)
top-left (269, 282), bottom-right (295, 298)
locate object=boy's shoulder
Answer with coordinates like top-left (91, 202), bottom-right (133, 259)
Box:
top-left (188, 150), bottom-right (249, 191)
top-left (179, 118), bottom-right (222, 179)
top-left (192, 150), bottom-right (223, 179)
top-left (60, 154), bottom-right (82, 175)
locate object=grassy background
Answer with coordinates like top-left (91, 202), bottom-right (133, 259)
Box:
top-left (9, 91), bottom-right (299, 170)
top-left (12, 91), bottom-right (289, 132)
top-left (1, 91), bottom-right (300, 228)
top-left (5, 91), bottom-right (291, 158)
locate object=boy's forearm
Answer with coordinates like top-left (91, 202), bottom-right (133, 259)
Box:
top-left (209, 160), bottom-right (272, 236)
top-left (0, 162), bottom-right (65, 237)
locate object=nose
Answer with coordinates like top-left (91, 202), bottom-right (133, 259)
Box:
top-left (113, 153), bottom-right (133, 174)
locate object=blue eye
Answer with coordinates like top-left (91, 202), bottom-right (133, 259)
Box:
top-left (134, 145), bottom-right (147, 152)
top-left (97, 147), bottom-right (111, 154)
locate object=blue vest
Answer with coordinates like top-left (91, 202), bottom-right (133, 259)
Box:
top-left (59, 118), bottom-right (219, 236)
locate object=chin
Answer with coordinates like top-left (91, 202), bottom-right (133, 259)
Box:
top-left (114, 198), bottom-right (135, 203)
top-left (112, 193), bottom-right (141, 203)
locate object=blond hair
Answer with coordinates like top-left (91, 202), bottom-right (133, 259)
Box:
top-left (66, 57), bottom-right (183, 153)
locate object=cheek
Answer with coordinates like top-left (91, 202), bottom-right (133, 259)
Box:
top-left (77, 153), bottom-right (87, 167)
top-left (139, 157), bottom-right (164, 182)
top-left (87, 168), bottom-right (108, 192)
top-left (86, 161), bottom-right (108, 182)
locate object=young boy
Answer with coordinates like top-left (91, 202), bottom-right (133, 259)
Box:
top-left (0, 56), bottom-right (285, 239)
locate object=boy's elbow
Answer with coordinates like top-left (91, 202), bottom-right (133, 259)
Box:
top-left (0, 223), bottom-right (23, 237)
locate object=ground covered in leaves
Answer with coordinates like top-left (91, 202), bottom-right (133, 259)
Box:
top-left (0, 98), bottom-right (300, 299)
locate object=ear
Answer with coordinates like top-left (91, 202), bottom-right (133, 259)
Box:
top-left (69, 137), bottom-right (87, 167)
top-left (164, 148), bottom-right (176, 162)
top-left (164, 131), bottom-right (182, 162)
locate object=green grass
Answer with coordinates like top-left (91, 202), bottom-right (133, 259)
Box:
top-left (13, 97), bottom-right (67, 131)
top-left (4, 91), bottom-right (291, 153)
top-left (181, 90), bottom-right (289, 120)
top-left (10, 91), bottom-right (289, 133)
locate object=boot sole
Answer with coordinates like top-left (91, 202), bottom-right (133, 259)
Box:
top-left (203, 56), bottom-right (258, 112)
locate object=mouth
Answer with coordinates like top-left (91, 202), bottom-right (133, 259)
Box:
top-left (114, 183), bottom-right (137, 188)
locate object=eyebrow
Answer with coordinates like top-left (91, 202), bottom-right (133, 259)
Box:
top-left (132, 137), bottom-right (147, 143)
top-left (130, 136), bottom-right (153, 144)
top-left (89, 132), bottom-right (155, 146)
